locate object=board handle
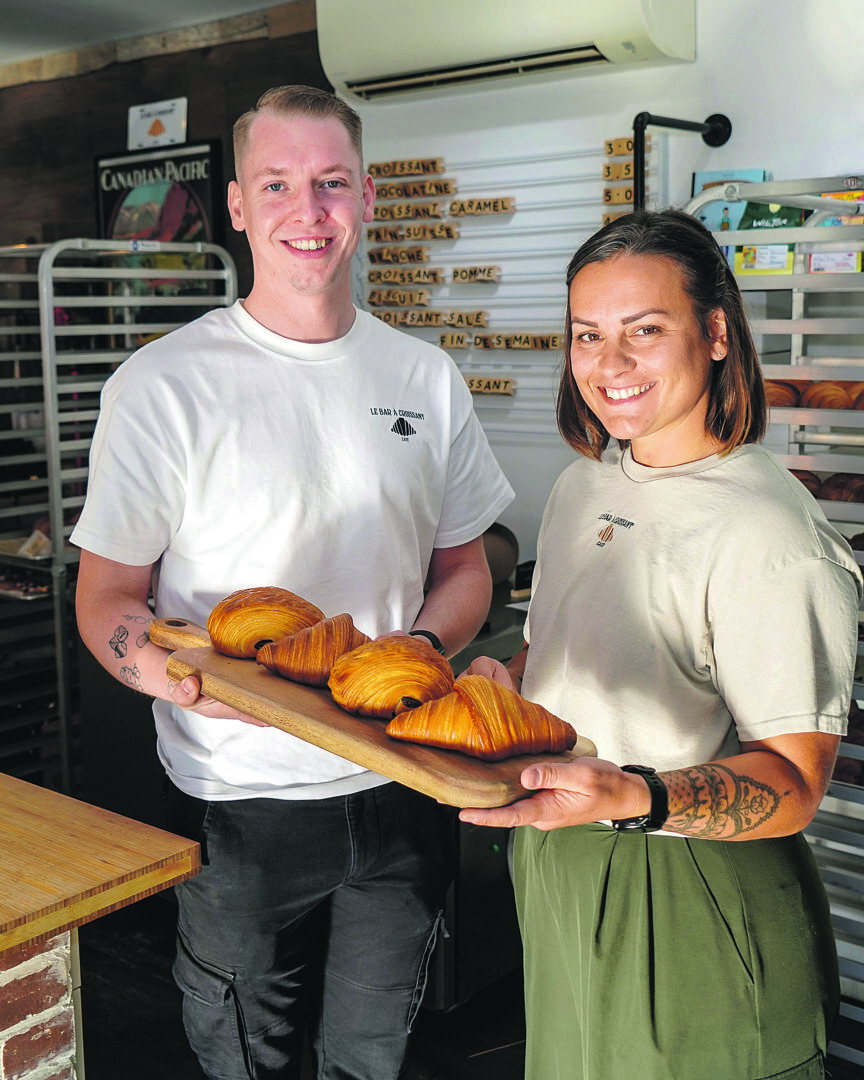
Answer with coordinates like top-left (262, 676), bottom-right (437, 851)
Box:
top-left (150, 617), bottom-right (212, 652)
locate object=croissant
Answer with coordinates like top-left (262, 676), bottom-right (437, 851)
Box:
top-left (799, 381), bottom-right (854, 410)
top-left (208, 586), bottom-right (325, 658)
top-left (328, 636), bottom-right (455, 718)
top-left (386, 674), bottom-right (578, 761)
top-left (789, 469), bottom-right (822, 497)
top-left (256, 613), bottom-right (371, 686)
top-left (765, 380), bottom-right (802, 407)
top-left (819, 472), bottom-right (864, 503)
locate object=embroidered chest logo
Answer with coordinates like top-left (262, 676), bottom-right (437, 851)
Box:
top-left (596, 512), bottom-right (635, 547)
top-left (370, 405), bottom-right (425, 442)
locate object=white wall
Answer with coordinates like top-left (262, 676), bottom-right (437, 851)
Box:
top-left (352, 0), bottom-right (864, 559)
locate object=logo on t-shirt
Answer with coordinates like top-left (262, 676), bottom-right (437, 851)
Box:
top-left (596, 512), bottom-right (635, 547)
top-left (369, 406), bottom-right (424, 442)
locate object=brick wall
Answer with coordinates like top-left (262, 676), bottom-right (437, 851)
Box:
top-left (0, 935), bottom-right (77, 1080)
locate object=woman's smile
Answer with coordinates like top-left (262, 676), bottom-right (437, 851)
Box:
top-left (568, 253), bottom-right (727, 467)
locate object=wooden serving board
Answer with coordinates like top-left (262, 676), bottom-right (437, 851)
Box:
top-left (151, 618), bottom-right (596, 809)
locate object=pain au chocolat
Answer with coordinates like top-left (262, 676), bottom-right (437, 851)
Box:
top-left (257, 613), bottom-right (371, 686)
top-left (207, 586), bottom-right (325, 658)
top-left (328, 635), bottom-right (455, 719)
top-left (386, 674), bottom-right (577, 761)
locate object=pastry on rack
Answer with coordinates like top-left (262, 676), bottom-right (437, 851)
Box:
top-left (765, 380), bottom-right (804, 407)
top-left (819, 472), bottom-right (864, 503)
top-left (799, 381), bottom-right (855, 410)
top-left (789, 469), bottom-right (822, 497)
top-left (328, 635), bottom-right (454, 718)
top-left (386, 674), bottom-right (578, 761)
top-left (257, 613), bottom-right (371, 686)
top-left (207, 586), bottom-right (325, 658)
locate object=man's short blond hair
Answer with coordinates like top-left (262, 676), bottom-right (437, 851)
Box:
top-left (232, 85), bottom-right (364, 178)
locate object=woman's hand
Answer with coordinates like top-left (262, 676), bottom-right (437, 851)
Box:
top-left (171, 675), bottom-right (270, 727)
top-left (459, 757), bottom-right (650, 830)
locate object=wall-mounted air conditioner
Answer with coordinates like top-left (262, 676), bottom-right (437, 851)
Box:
top-left (316, 0), bottom-right (695, 101)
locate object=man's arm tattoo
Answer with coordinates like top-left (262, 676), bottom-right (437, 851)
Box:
top-left (119, 662), bottom-right (144, 692)
top-left (664, 763), bottom-right (786, 839)
top-left (107, 614), bottom-right (153, 658)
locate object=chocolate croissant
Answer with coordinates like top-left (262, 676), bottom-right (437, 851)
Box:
top-left (386, 674), bottom-right (577, 761)
top-left (256, 613), bottom-right (371, 686)
top-left (207, 586), bottom-right (325, 658)
top-left (328, 636), bottom-right (455, 718)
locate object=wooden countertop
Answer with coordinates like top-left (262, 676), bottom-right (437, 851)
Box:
top-left (0, 773), bottom-right (200, 955)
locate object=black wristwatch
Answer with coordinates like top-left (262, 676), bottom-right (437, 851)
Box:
top-left (408, 629), bottom-right (446, 655)
top-left (611, 765), bottom-right (669, 833)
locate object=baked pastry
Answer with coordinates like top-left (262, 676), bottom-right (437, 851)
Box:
top-left (257, 613), bottom-right (370, 686)
top-left (819, 473), bottom-right (864, 503)
top-left (328, 636), bottom-right (454, 718)
top-left (765, 380), bottom-right (802, 407)
top-left (799, 381), bottom-right (854, 409)
top-left (207, 586), bottom-right (325, 658)
top-left (386, 674), bottom-right (577, 761)
top-left (789, 469), bottom-right (822, 497)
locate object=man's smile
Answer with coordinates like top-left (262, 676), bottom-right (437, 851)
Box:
top-left (285, 237), bottom-right (332, 251)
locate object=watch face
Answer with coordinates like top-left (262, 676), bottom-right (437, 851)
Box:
top-left (612, 816), bottom-right (649, 832)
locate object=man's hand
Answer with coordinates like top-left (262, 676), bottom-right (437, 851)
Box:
top-left (171, 675), bottom-right (270, 727)
top-left (461, 655), bottom-right (517, 689)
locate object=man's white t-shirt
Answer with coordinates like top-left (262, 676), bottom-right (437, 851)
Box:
top-left (72, 302), bottom-right (514, 800)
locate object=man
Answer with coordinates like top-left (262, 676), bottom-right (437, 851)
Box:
top-left (72, 85), bottom-right (513, 1080)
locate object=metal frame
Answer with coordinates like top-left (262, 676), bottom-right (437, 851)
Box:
top-left (684, 179), bottom-right (864, 1064)
top-left (0, 239), bottom-right (237, 792)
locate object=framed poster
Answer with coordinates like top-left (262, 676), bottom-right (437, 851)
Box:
top-left (96, 142), bottom-right (221, 244)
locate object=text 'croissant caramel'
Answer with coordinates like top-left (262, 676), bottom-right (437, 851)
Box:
top-left (386, 674), bottom-right (577, 761)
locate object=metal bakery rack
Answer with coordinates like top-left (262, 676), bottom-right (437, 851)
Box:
top-left (0, 238), bottom-right (237, 794)
top-left (686, 174), bottom-right (864, 1071)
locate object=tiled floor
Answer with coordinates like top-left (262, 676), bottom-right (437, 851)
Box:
top-left (77, 893), bottom-right (526, 1080)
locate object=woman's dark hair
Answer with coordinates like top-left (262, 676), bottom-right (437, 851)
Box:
top-left (557, 209), bottom-right (766, 460)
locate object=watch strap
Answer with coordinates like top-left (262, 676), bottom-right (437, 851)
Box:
top-left (408, 629), bottom-right (446, 655)
top-left (611, 765), bottom-right (669, 833)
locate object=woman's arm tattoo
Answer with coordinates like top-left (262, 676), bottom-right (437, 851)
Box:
top-left (664, 764), bottom-right (787, 839)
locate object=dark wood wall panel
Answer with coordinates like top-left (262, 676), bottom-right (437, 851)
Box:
top-left (0, 30), bottom-right (330, 294)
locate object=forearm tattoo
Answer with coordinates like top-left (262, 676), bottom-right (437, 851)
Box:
top-left (107, 614), bottom-right (153, 693)
top-left (119, 662), bottom-right (144, 692)
top-left (664, 763), bottom-right (787, 839)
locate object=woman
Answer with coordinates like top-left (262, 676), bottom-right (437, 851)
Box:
top-left (461, 210), bottom-right (861, 1080)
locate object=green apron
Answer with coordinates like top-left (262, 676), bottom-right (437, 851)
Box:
top-left (515, 824), bottom-right (838, 1080)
